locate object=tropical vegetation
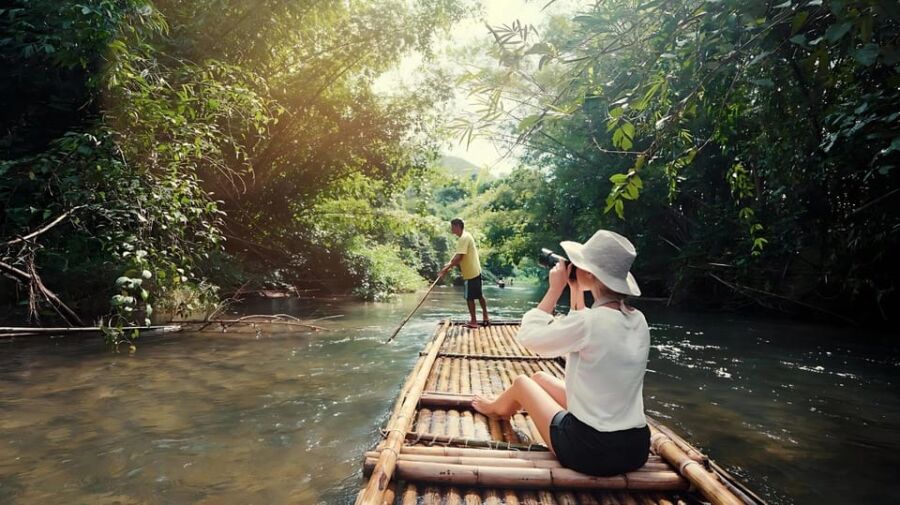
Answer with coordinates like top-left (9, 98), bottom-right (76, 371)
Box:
top-left (2, 0), bottom-right (897, 332)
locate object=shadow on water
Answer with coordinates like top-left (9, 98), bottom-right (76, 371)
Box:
top-left (0, 284), bottom-right (897, 504)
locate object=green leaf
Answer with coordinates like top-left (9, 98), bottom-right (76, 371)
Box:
top-left (525, 42), bottom-right (553, 56)
top-left (633, 155), bottom-right (646, 172)
top-left (632, 173), bottom-right (644, 189)
top-left (790, 12), bottom-right (809, 35)
top-left (790, 34), bottom-right (807, 47)
top-left (539, 54), bottom-right (552, 69)
top-left (853, 44), bottom-right (880, 66)
top-left (824, 21), bottom-right (852, 43)
top-left (750, 78), bottom-right (775, 88)
top-left (610, 173), bottom-right (628, 184)
top-left (625, 182), bottom-right (640, 200)
top-left (517, 115), bottom-right (542, 133)
top-left (604, 197), bottom-right (616, 213)
top-left (612, 127), bottom-right (624, 147)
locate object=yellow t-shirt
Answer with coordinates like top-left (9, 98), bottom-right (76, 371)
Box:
top-left (456, 231), bottom-right (482, 280)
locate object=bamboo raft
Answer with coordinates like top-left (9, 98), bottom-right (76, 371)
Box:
top-left (356, 320), bottom-right (766, 505)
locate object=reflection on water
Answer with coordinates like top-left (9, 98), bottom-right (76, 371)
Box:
top-left (0, 284), bottom-right (897, 504)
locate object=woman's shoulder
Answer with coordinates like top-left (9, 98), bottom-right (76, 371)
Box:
top-left (586, 303), bottom-right (648, 327)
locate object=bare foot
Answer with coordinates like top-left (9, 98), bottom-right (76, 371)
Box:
top-left (471, 395), bottom-right (500, 417)
top-left (481, 319), bottom-right (491, 326)
top-left (464, 321), bottom-right (479, 329)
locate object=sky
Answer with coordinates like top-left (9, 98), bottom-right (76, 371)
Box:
top-left (373, 0), bottom-right (591, 175)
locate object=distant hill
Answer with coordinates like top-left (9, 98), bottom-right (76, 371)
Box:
top-left (438, 155), bottom-right (481, 178)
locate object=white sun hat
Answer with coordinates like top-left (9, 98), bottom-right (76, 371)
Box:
top-left (560, 229), bottom-right (641, 297)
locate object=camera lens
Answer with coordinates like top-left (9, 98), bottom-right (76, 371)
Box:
top-left (538, 248), bottom-right (556, 268)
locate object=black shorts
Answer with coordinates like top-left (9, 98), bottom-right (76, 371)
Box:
top-left (549, 411), bottom-right (650, 476)
top-left (463, 275), bottom-right (483, 301)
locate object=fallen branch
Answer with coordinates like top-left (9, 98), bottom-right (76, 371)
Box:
top-left (204, 280), bottom-right (252, 320)
top-left (0, 325), bottom-right (181, 338)
top-left (0, 259), bottom-right (84, 326)
top-left (2, 207), bottom-right (87, 326)
top-left (3, 206), bottom-right (84, 247)
top-left (178, 314), bottom-right (328, 331)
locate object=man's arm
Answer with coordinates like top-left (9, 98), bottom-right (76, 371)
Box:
top-left (439, 253), bottom-right (464, 278)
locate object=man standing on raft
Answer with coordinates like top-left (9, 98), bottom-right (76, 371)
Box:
top-left (439, 218), bottom-right (490, 329)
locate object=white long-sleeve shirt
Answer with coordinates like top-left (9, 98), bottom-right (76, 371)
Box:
top-left (517, 303), bottom-right (650, 432)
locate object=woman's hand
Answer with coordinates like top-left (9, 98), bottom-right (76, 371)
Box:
top-left (548, 260), bottom-right (569, 292)
top-left (537, 260), bottom-right (568, 314)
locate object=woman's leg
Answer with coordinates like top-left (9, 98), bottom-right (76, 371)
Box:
top-left (472, 375), bottom-right (563, 452)
top-left (532, 371), bottom-right (567, 409)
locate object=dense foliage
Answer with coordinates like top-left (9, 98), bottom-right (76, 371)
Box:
top-left (463, 0), bottom-right (899, 324)
top-left (3, 0), bottom-right (896, 330)
top-left (1, 0), bottom-right (467, 330)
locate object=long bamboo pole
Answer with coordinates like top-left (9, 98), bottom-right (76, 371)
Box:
top-left (384, 276), bottom-right (442, 343)
top-left (378, 342), bottom-right (433, 451)
top-left (423, 352), bottom-right (555, 361)
top-left (647, 417), bottom-right (705, 464)
top-left (374, 445), bottom-right (662, 464)
top-left (386, 445), bottom-right (560, 459)
top-left (405, 431), bottom-right (548, 451)
top-left (650, 431), bottom-right (743, 505)
top-left (363, 452), bottom-right (671, 471)
top-left (418, 391), bottom-right (475, 409)
top-left (647, 418), bottom-right (765, 504)
top-left (362, 460), bottom-right (689, 491)
top-left (357, 320), bottom-right (451, 505)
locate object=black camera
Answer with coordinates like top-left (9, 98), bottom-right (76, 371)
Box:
top-left (538, 248), bottom-right (577, 280)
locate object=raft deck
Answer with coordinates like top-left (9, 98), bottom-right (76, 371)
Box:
top-left (357, 320), bottom-right (766, 505)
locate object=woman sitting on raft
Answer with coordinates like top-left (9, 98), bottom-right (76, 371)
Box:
top-left (472, 230), bottom-right (650, 476)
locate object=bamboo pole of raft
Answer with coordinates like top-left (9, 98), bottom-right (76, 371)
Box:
top-left (709, 459), bottom-right (768, 505)
top-left (650, 430), bottom-right (743, 505)
top-left (424, 352), bottom-right (555, 361)
top-left (647, 417), bottom-right (705, 464)
top-left (418, 391), bottom-right (477, 409)
top-left (380, 445), bottom-right (666, 464)
top-left (372, 445), bottom-right (559, 459)
top-left (405, 431), bottom-right (549, 451)
top-left (363, 452), bottom-right (671, 471)
top-left (648, 416), bottom-right (765, 504)
top-left (384, 275), bottom-right (442, 343)
top-left (357, 320), bottom-right (451, 505)
top-left (377, 339), bottom-right (434, 450)
top-left (362, 460), bottom-right (690, 491)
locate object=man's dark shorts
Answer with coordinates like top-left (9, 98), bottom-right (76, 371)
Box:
top-left (463, 275), bottom-right (483, 301)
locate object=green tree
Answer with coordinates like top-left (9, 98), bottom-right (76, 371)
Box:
top-left (465, 0), bottom-right (899, 323)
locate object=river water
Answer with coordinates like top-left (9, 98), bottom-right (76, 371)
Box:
top-left (1, 284), bottom-right (898, 504)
